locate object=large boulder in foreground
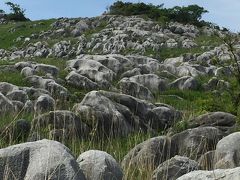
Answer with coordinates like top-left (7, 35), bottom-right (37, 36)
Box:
top-left (121, 136), bottom-right (174, 171)
top-left (177, 167), bottom-right (240, 180)
top-left (0, 139), bottom-right (85, 180)
top-left (214, 132), bottom-right (240, 169)
top-left (152, 155), bottom-right (199, 180)
top-left (77, 150), bottom-right (123, 180)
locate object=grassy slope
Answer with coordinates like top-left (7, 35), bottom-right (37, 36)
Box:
top-left (0, 19), bottom-right (56, 49)
top-left (0, 18), bottom-right (236, 179)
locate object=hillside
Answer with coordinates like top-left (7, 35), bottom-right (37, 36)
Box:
top-left (0, 13), bottom-right (240, 180)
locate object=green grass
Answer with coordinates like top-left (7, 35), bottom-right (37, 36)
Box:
top-left (84, 21), bottom-right (108, 40)
top-left (156, 89), bottom-right (235, 115)
top-left (0, 17), bottom-right (235, 180)
top-left (0, 71), bottom-right (29, 87)
top-left (195, 34), bottom-right (222, 47)
top-left (145, 35), bottom-right (222, 60)
top-left (0, 19), bottom-right (55, 49)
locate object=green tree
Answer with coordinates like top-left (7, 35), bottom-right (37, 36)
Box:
top-left (0, 9), bottom-right (5, 14)
top-left (212, 34), bottom-right (240, 113)
top-left (5, 1), bottom-right (29, 21)
top-left (107, 1), bottom-right (208, 27)
top-left (168, 5), bottom-right (208, 26)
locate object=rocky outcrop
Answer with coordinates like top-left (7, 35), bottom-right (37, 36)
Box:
top-left (122, 136), bottom-right (174, 170)
top-left (152, 155), bottom-right (199, 180)
top-left (177, 167), bottom-right (240, 180)
top-left (66, 71), bottom-right (99, 90)
top-left (73, 90), bottom-right (180, 137)
top-left (0, 92), bottom-right (15, 114)
top-left (34, 94), bottom-right (55, 114)
top-left (77, 150), bottom-right (123, 180)
top-left (169, 76), bottom-right (199, 90)
top-left (0, 139), bottom-right (86, 180)
top-left (31, 110), bottom-right (90, 140)
top-left (214, 132), bottom-right (240, 169)
top-left (118, 78), bottom-right (154, 101)
top-left (171, 127), bottom-right (223, 160)
top-left (128, 74), bottom-right (167, 92)
top-left (188, 112), bottom-right (236, 135)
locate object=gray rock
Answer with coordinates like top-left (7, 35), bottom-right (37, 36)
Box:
top-left (182, 39), bottom-right (197, 48)
top-left (122, 136), bottom-right (174, 170)
top-left (67, 59), bottom-right (115, 87)
top-left (177, 167), bottom-right (240, 180)
top-left (21, 67), bottom-right (35, 77)
top-left (189, 112), bottom-right (236, 135)
top-left (77, 54), bottom-right (133, 75)
top-left (22, 87), bottom-right (50, 100)
top-left (166, 39), bottom-right (178, 48)
top-left (52, 40), bottom-right (71, 58)
top-left (45, 81), bottom-right (70, 100)
top-left (14, 61), bottom-right (34, 70)
top-left (76, 20), bottom-right (89, 31)
top-left (152, 155), bottom-right (199, 180)
top-left (146, 106), bottom-right (181, 130)
top-left (214, 132), bottom-right (240, 169)
top-left (73, 91), bottom-right (137, 137)
top-left (23, 100), bottom-right (34, 113)
top-left (25, 75), bottom-right (68, 99)
top-left (164, 57), bottom-right (183, 66)
top-left (71, 28), bottom-right (81, 37)
top-left (120, 68), bottom-right (141, 78)
top-left (34, 94), bottom-right (55, 114)
top-left (73, 90), bottom-right (167, 137)
top-left (31, 110), bottom-right (89, 140)
top-left (77, 150), bottom-right (123, 180)
top-left (6, 90), bottom-right (28, 103)
top-left (215, 67), bottom-right (232, 77)
top-left (204, 77), bottom-right (230, 91)
top-left (126, 55), bottom-right (161, 73)
top-left (129, 74), bottom-right (167, 92)
top-left (34, 64), bottom-right (59, 77)
top-left (0, 82), bottom-right (18, 95)
top-left (169, 76), bottom-right (199, 90)
top-left (118, 78), bottom-right (154, 101)
top-left (10, 50), bottom-right (25, 60)
top-left (0, 139), bottom-right (86, 180)
top-left (171, 127), bottom-right (223, 160)
top-left (25, 75), bottom-right (55, 89)
top-left (0, 92), bottom-right (14, 114)
top-left (66, 71), bottom-right (99, 90)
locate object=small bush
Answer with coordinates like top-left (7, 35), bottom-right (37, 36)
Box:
top-left (107, 1), bottom-right (209, 27)
top-left (5, 2), bottom-right (30, 21)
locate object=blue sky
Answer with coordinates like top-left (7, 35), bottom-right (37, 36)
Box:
top-left (0, 0), bottom-right (239, 31)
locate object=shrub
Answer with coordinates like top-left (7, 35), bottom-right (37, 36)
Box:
top-left (107, 1), bottom-right (208, 27)
top-left (5, 2), bottom-right (29, 21)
